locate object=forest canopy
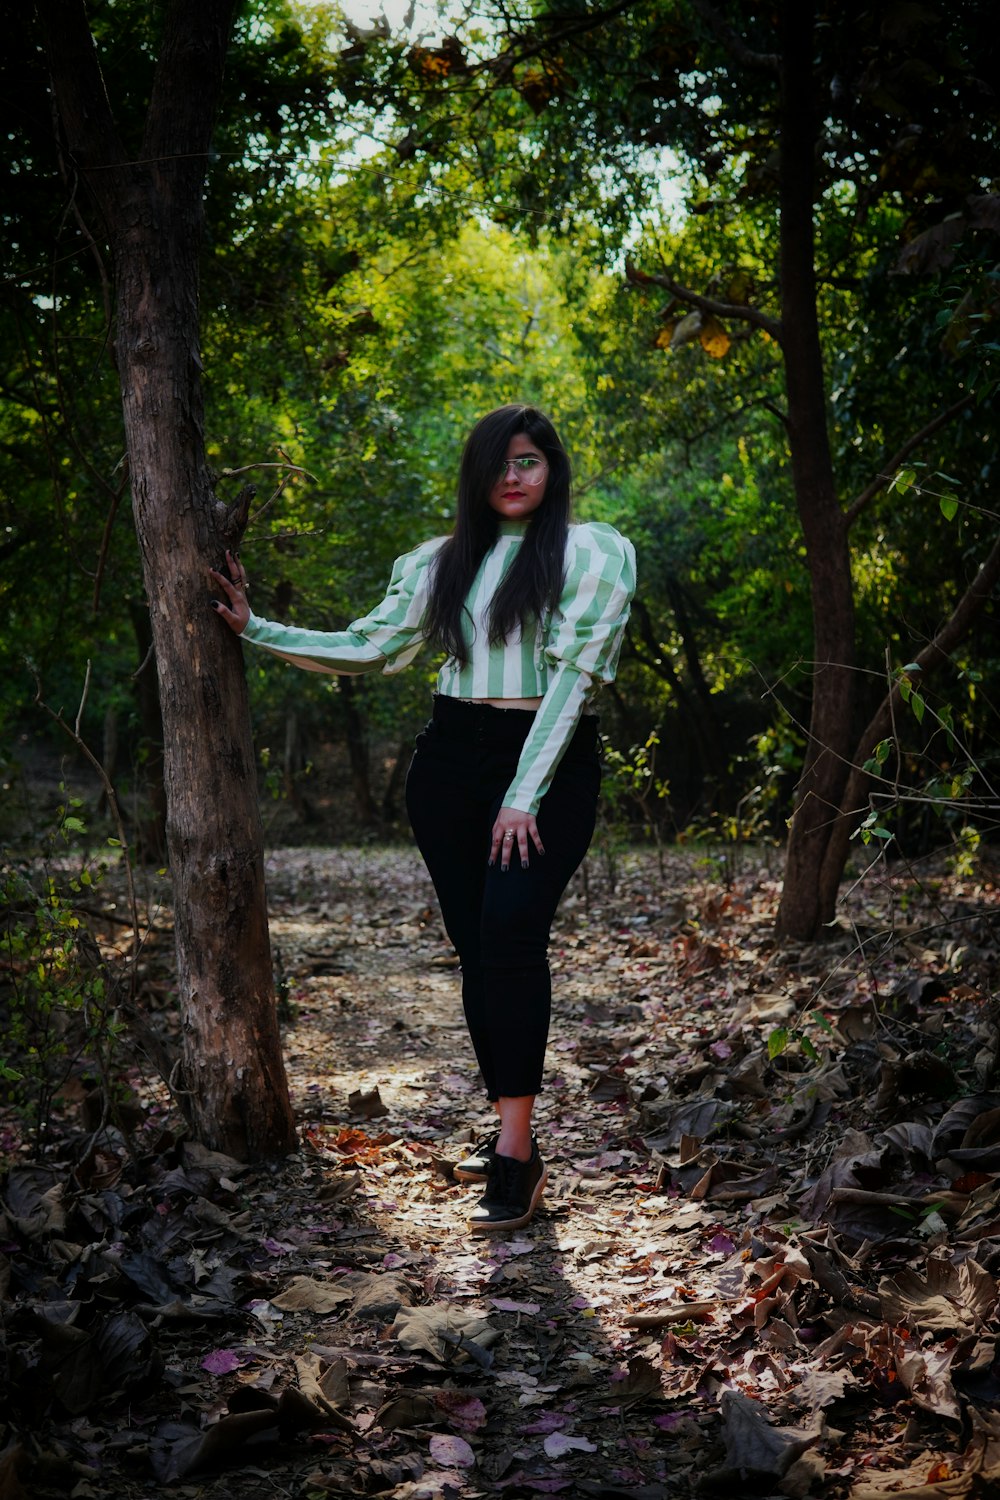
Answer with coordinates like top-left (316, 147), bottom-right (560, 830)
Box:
top-left (2, 0), bottom-right (998, 926)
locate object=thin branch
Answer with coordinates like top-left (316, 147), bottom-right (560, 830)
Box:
top-left (476, 0), bottom-right (641, 82)
top-left (132, 639), bottom-right (155, 682)
top-left (691, 0), bottom-right (781, 73)
top-left (845, 393), bottom-right (975, 526)
top-left (74, 660), bottom-right (91, 741)
top-left (626, 261), bottom-right (783, 340)
top-left (215, 461), bottom-right (317, 483)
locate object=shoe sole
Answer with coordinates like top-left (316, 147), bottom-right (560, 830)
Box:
top-left (455, 1132), bottom-right (536, 1184)
top-left (468, 1164), bottom-right (549, 1234)
top-left (453, 1161), bottom-right (491, 1183)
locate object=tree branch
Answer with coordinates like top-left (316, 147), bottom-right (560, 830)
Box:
top-left (845, 393), bottom-right (975, 527)
top-left (691, 0), bottom-right (781, 73)
top-left (34, 0), bottom-right (128, 216)
top-left (483, 0), bottom-right (642, 78)
top-left (626, 261), bottom-right (783, 340)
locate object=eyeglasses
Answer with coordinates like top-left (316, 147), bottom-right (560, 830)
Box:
top-left (496, 456), bottom-right (548, 486)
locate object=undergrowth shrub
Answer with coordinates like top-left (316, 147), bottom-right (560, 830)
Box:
top-left (0, 796), bottom-right (126, 1147)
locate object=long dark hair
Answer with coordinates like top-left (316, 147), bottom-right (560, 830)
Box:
top-left (426, 404), bottom-right (571, 665)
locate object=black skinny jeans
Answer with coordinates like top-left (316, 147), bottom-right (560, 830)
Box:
top-left (405, 695), bottom-right (600, 1101)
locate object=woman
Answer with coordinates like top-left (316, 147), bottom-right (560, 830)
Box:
top-left (210, 404), bottom-right (636, 1233)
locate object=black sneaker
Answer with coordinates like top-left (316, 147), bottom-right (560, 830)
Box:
top-left (469, 1142), bottom-right (548, 1233)
top-left (453, 1130), bottom-right (499, 1183)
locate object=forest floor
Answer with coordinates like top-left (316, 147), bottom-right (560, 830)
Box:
top-left (4, 840), bottom-right (1000, 1500)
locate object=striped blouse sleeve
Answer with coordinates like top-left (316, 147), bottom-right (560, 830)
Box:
top-left (503, 522), bottom-right (637, 815)
top-left (240, 538), bottom-right (443, 676)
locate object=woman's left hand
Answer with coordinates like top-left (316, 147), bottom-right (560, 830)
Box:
top-left (489, 806), bottom-right (545, 871)
top-left (208, 549), bottom-right (251, 634)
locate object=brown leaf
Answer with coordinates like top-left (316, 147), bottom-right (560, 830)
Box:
top-left (392, 1304), bottom-right (498, 1364)
top-left (642, 1096), bottom-right (736, 1154)
top-left (892, 1332), bottom-right (971, 1421)
top-left (150, 1410), bottom-right (280, 1483)
top-left (878, 1256), bottom-right (997, 1332)
top-left (293, 1355), bottom-right (354, 1429)
top-left (375, 1393), bottom-right (436, 1430)
top-left (270, 1276), bottom-right (355, 1313)
top-left (342, 1270), bottom-right (413, 1322)
top-left (851, 1461), bottom-right (1000, 1498)
top-left (348, 1085), bottom-right (389, 1119)
top-left (611, 1355), bottom-right (662, 1402)
top-left (4, 1168), bottom-right (66, 1238)
top-left (699, 1391), bottom-right (825, 1490)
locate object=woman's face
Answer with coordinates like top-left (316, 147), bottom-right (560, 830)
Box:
top-left (487, 432), bottom-right (549, 521)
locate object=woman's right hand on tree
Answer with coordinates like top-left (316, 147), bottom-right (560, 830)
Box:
top-left (208, 549), bottom-right (251, 634)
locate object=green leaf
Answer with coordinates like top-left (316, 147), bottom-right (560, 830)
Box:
top-left (800, 1035), bottom-right (820, 1063)
top-left (62, 817), bottom-right (86, 834)
top-left (107, 837), bottom-right (122, 847)
top-left (939, 493), bottom-right (959, 521)
top-left (810, 1010), bottom-right (835, 1035)
top-left (910, 692), bottom-right (926, 724)
top-left (894, 467), bottom-right (917, 493)
top-left (875, 738), bottom-right (892, 764)
top-left (768, 1027), bottom-right (789, 1060)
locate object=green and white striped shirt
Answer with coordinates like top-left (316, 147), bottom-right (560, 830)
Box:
top-left (242, 519), bottom-right (636, 814)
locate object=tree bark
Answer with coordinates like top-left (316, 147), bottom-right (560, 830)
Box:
top-left (774, 0), bottom-right (857, 940)
top-left (37, 0), bottom-right (296, 1157)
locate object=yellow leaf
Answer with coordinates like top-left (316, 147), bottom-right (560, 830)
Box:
top-left (654, 323), bottom-right (677, 349)
top-left (699, 315), bottom-right (731, 358)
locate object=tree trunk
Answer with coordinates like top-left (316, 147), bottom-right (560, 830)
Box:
top-left (37, 0), bottom-right (296, 1158)
top-left (774, 0), bottom-right (857, 940)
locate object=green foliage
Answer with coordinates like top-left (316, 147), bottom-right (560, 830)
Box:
top-left (1, 800), bottom-right (125, 1144)
top-left (768, 1010), bottom-right (835, 1067)
top-left (2, 0), bottom-right (999, 862)
top-left (597, 731), bottom-right (670, 884)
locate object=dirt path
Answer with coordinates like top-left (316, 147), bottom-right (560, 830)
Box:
top-left (5, 844), bottom-right (1000, 1499)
